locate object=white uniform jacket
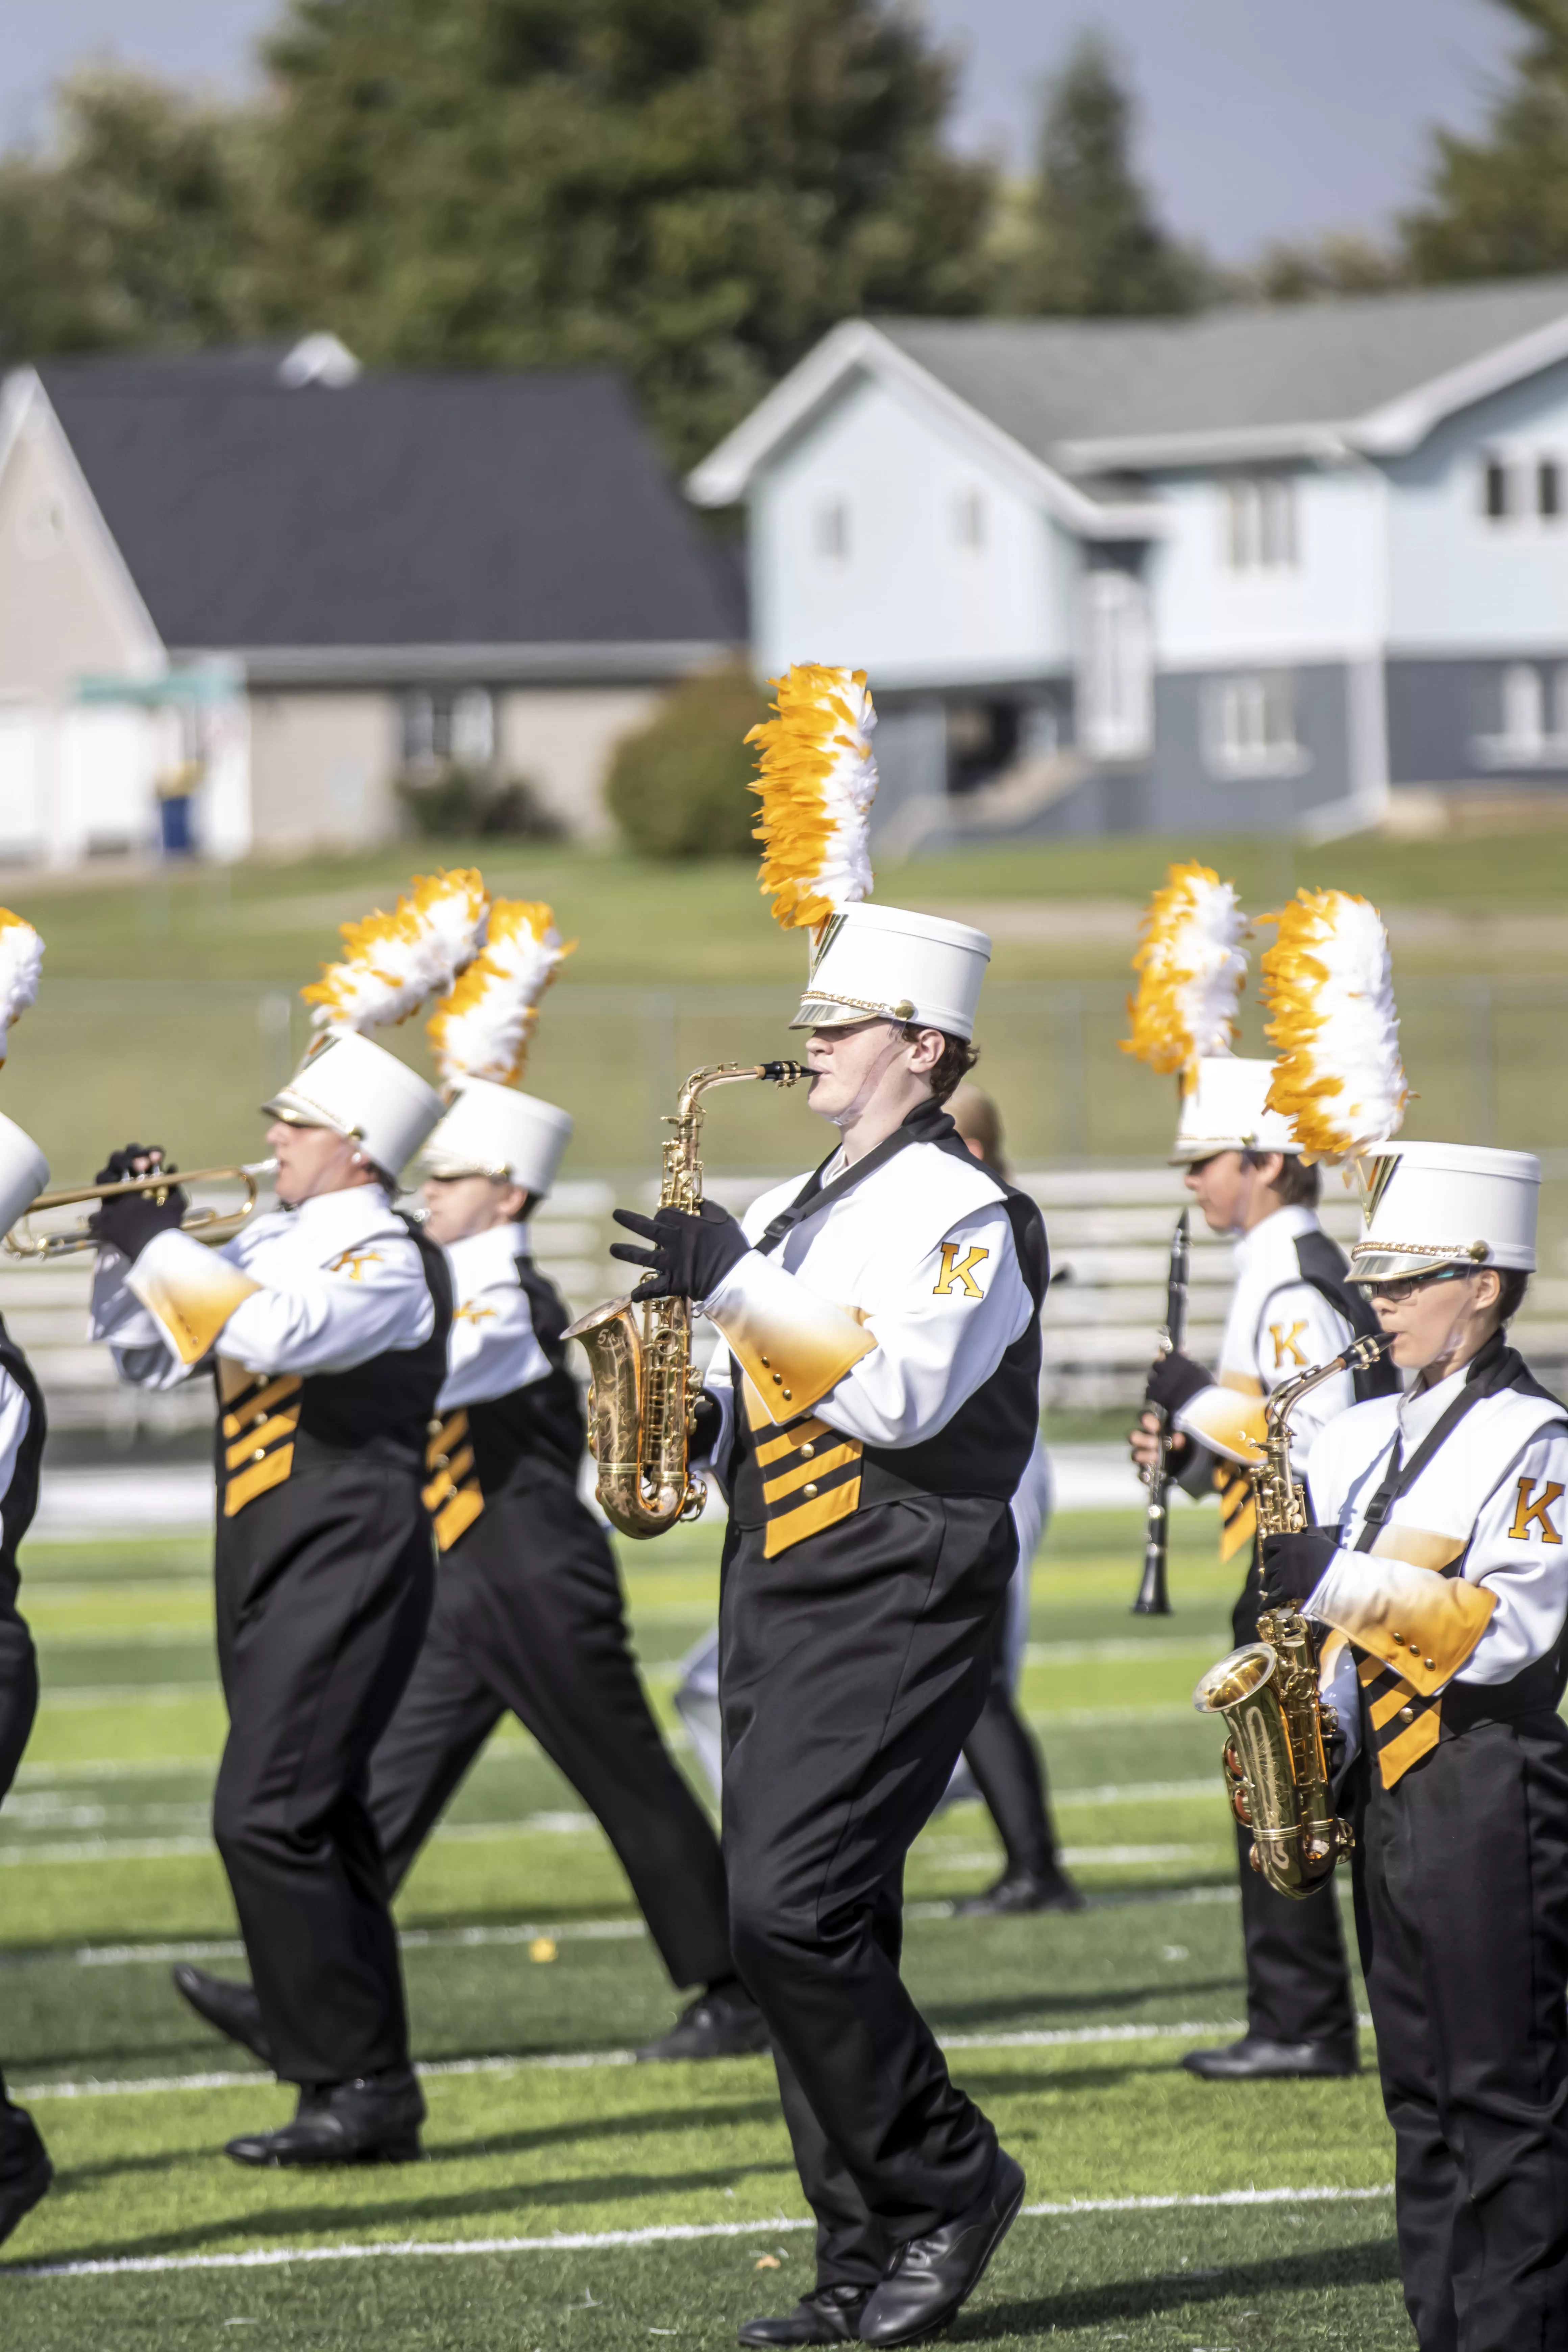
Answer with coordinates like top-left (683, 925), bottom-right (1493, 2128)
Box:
top-left (1174, 1205), bottom-right (1361, 1563)
top-left (438, 1222), bottom-right (551, 1411)
top-left (701, 1139), bottom-right (1034, 1493)
top-left (1304, 1359), bottom-right (1568, 1785)
top-left (89, 1184), bottom-right (436, 1388)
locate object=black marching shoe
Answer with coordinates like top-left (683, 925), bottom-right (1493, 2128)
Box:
top-left (1182, 2033), bottom-right (1359, 2082)
top-left (859, 2148), bottom-right (1026, 2346)
top-left (638, 1983), bottom-right (771, 2062)
top-left (737, 2285), bottom-right (871, 2345)
top-left (224, 2067), bottom-right (425, 2166)
top-left (0, 2110), bottom-right (53, 2250)
top-left (172, 1964), bottom-right (273, 2067)
top-left (954, 1865), bottom-right (1086, 1918)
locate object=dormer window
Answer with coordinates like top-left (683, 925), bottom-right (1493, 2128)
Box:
top-left (1481, 451), bottom-right (1565, 523)
top-left (1223, 476), bottom-right (1296, 571)
top-left (815, 499), bottom-right (850, 563)
top-left (953, 486), bottom-right (986, 553)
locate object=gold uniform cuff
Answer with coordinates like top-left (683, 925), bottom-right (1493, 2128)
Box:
top-left (1180, 1377), bottom-right (1268, 1467)
top-left (1323, 1532), bottom-right (1495, 1691)
top-left (128, 1232), bottom-right (262, 1366)
top-left (708, 1283), bottom-right (875, 1426)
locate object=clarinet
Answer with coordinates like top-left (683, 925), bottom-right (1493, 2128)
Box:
top-left (1132, 1209), bottom-right (1190, 1616)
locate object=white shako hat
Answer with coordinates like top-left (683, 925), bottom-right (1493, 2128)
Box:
top-left (264, 1031), bottom-right (443, 1179)
top-left (789, 904), bottom-right (991, 1040)
top-left (1350, 1141), bottom-right (1539, 1284)
top-left (1170, 1056), bottom-right (1300, 1165)
top-left (0, 1112), bottom-right (48, 1237)
top-left (419, 1078), bottom-right (573, 1199)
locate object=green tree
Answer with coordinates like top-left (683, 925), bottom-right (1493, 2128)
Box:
top-left (997, 33), bottom-right (1204, 316)
top-left (605, 663), bottom-right (769, 859)
top-left (0, 71), bottom-right (260, 362)
top-left (253, 0), bottom-right (995, 467)
top-left (1403, 2), bottom-right (1568, 280)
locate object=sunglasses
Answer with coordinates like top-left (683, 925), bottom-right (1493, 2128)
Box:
top-left (1359, 1265), bottom-right (1471, 1306)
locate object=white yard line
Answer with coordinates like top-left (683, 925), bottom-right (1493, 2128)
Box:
top-left (10, 2185), bottom-right (1395, 2280)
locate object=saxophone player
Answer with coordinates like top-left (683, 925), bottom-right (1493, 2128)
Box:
top-left (1261, 1142), bottom-right (1568, 2352)
top-left (1128, 1053), bottom-right (1394, 2082)
top-left (611, 895), bottom-right (1047, 2349)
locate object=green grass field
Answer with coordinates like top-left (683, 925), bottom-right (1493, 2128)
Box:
top-left (0, 1504), bottom-right (1414, 2348)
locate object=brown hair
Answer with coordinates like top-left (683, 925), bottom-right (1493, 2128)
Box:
top-left (1492, 1268), bottom-right (1530, 1327)
top-left (903, 1027), bottom-right (980, 1107)
top-left (1244, 1149), bottom-right (1320, 1209)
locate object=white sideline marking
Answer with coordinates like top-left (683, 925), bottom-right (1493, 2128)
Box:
top-left (15, 2017), bottom-right (1306, 2103)
top-left (10, 2186), bottom-right (1396, 2280)
top-left (68, 1919), bottom-right (650, 1968)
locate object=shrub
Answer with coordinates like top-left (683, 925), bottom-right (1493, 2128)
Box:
top-left (395, 766), bottom-right (561, 839)
top-left (606, 665), bottom-right (769, 859)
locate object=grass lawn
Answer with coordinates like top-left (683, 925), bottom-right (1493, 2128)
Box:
top-left (0, 1503), bottom-right (1414, 2348)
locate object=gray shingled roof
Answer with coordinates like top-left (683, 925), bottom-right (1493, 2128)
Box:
top-left (878, 276), bottom-right (1568, 462)
top-left (36, 355), bottom-right (742, 654)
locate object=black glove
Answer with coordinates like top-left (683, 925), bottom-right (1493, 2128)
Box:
top-left (1259, 1526), bottom-right (1340, 1612)
top-left (1144, 1349), bottom-right (1211, 1419)
top-left (89, 1144), bottom-right (188, 1262)
top-left (609, 1201), bottom-right (751, 1303)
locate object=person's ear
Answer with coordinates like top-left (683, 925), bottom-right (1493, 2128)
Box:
top-left (906, 1027), bottom-right (945, 1075)
top-left (1472, 1267), bottom-right (1502, 1316)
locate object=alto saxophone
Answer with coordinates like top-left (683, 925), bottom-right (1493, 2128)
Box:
top-left (1192, 1331), bottom-right (1389, 1899)
top-left (565, 1061), bottom-right (803, 1539)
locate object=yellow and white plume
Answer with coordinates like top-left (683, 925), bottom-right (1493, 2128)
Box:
top-left (1121, 862), bottom-right (1248, 1088)
top-left (1262, 888), bottom-right (1407, 1162)
top-left (427, 900), bottom-right (570, 1088)
top-left (0, 911), bottom-right (43, 1065)
top-left (302, 869), bottom-right (489, 1036)
top-left (746, 664), bottom-right (877, 935)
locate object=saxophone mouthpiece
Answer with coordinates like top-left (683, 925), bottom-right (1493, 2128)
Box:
top-left (758, 1060), bottom-right (805, 1087)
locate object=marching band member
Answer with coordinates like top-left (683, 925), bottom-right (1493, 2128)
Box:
top-left (1263, 1141), bottom-right (1568, 2352)
top-left (0, 917), bottom-right (55, 2248)
top-left (90, 876), bottom-right (486, 2167)
top-left (1122, 872), bottom-right (1392, 2082)
top-left (177, 904), bottom-right (764, 2067)
top-left (611, 669), bottom-right (1045, 2348)
top-left (947, 1085), bottom-right (1079, 1918)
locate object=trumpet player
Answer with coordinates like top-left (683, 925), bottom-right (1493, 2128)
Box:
top-left (1128, 1055), bottom-right (1394, 2083)
top-left (88, 1031), bottom-right (451, 2167)
top-left (1262, 1143), bottom-right (1568, 2352)
top-left (173, 1077), bottom-right (766, 2069)
top-left (611, 904), bottom-right (1047, 2349)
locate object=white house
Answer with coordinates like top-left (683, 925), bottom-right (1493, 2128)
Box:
top-left (0, 337), bottom-right (741, 865)
top-left (690, 278), bottom-right (1568, 843)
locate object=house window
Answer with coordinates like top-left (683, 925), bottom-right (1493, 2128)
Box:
top-left (815, 498), bottom-right (850, 562)
top-left (1481, 454), bottom-right (1566, 523)
top-left (1484, 458), bottom-right (1511, 521)
top-left (1541, 460), bottom-right (1562, 521)
top-left (1204, 675), bottom-right (1308, 780)
top-left (400, 687), bottom-right (493, 771)
top-left (1475, 663), bottom-right (1568, 767)
top-left (1224, 476), bottom-right (1296, 571)
top-left (953, 486), bottom-right (986, 553)
top-left (1079, 571), bottom-right (1152, 761)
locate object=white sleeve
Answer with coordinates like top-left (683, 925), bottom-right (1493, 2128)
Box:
top-left (90, 1246), bottom-right (201, 1391)
top-left (1175, 1279), bottom-right (1353, 1468)
top-left (0, 1371), bottom-right (30, 1552)
top-left (127, 1224), bottom-right (434, 1377)
top-left (1306, 1427), bottom-right (1568, 1692)
top-left (439, 1269), bottom-right (550, 1410)
top-left (703, 1202), bottom-right (1033, 1451)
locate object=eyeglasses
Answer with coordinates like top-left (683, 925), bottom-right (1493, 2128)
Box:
top-left (1359, 1265), bottom-right (1471, 1306)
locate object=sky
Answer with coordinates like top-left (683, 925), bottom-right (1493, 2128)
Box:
top-left (0, 0), bottom-right (1523, 263)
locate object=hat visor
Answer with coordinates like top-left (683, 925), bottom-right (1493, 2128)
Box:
top-left (418, 1148), bottom-right (514, 1181)
top-left (261, 1086), bottom-right (356, 1140)
top-left (788, 995), bottom-right (893, 1032)
top-left (1350, 1246), bottom-right (1470, 1285)
top-left (1166, 1135), bottom-right (1303, 1166)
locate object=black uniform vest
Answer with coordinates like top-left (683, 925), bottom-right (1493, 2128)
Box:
top-left (216, 1217), bottom-right (453, 1521)
top-left (728, 1106), bottom-right (1049, 1554)
top-left (0, 1317), bottom-right (46, 1609)
top-left (423, 1254), bottom-right (584, 1553)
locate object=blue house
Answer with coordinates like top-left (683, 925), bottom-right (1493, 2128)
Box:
top-left (690, 278), bottom-right (1568, 844)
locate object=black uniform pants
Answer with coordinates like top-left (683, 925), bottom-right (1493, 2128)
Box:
top-left (212, 1460), bottom-right (434, 2087)
top-left (1352, 1716), bottom-right (1568, 2352)
top-left (0, 1599), bottom-right (44, 2179)
top-left (367, 1476), bottom-right (732, 1990)
top-left (960, 1612), bottom-right (1059, 1880)
top-left (1230, 1569), bottom-right (1356, 2047)
top-left (721, 1493), bottom-right (1016, 2289)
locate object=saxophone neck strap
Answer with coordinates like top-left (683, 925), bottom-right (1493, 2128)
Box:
top-left (752, 1100), bottom-right (957, 1261)
top-left (1352, 1331), bottom-right (1516, 1551)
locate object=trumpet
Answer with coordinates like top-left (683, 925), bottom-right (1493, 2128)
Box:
top-left (3, 1160), bottom-right (276, 1260)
